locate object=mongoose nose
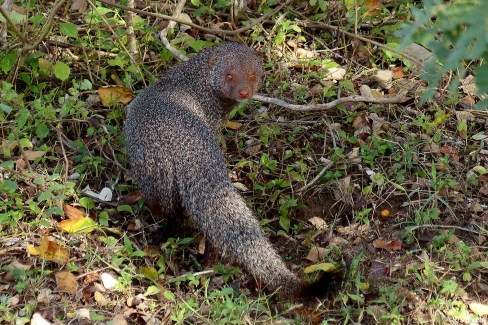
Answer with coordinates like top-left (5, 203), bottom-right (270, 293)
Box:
top-left (239, 89), bottom-right (250, 99)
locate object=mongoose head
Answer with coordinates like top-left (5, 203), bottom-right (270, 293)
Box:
top-left (208, 43), bottom-right (263, 103)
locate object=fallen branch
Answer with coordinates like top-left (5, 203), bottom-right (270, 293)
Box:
top-left (252, 91), bottom-right (409, 112)
top-left (159, 0), bottom-right (188, 62)
top-left (297, 160), bottom-right (334, 193)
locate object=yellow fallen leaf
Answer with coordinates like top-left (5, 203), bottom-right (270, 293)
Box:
top-left (225, 121), bottom-right (242, 130)
top-left (304, 262), bottom-right (336, 274)
top-left (58, 216), bottom-right (97, 234)
top-left (98, 86), bottom-right (134, 107)
top-left (27, 236), bottom-right (69, 265)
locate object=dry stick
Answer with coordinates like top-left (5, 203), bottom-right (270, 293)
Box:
top-left (86, 0), bottom-right (146, 87)
top-left (23, 0), bottom-right (67, 52)
top-left (97, 0), bottom-right (293, 36)
top-left (126, 0), bottom-right (139, 64)
top-left (54, 126), bottom-right (70, 181)
top-left (297, 161), bottom-right (334, 193)
top-left (0, 5), bottom-right (28, 44)
top-left (253, 90), bottom-right (409, 112)
top-left (407, 224), bottom-right (486, 236)
top-left (159, 0), bottom-right (188, 62)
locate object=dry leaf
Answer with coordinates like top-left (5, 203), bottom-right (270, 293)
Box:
top-left (71, 0), bottom-right (87, 13)
top-left (58, 216), bottom-right (96, 234)
top-left (305, 246), bottom-right (328, 263)
top-left (225, 121), bottom-right (242, 130)
top-left (64, 204), bottom-right (86, 219)
top-left (111, 314), bottom-right (128, 325)
top-left (392, 66), bottom-right (405, 79)
top-left (323, 67), bottom-right (346, 81)
top-left (4, 261), bottom-right (31, 281)
top-left (27, 236), bottom-right (69, 265)
top-left (94, 291), bottom-right (108, 306)
top-left (373, 239), bottom-right (402, 252)
top-left (308, 217), bottom-right (327, 230)
top-left (98, 86), bottom-right (134, 107)
top-left (303, 262), bottom-right (336, 273)
top-left (15, 158), bottom-right (26, 169)
top-left (122, 192), bottom-right (143, 204)
top-left (23, 150), bottom-right (45, 161)
top-left (55, 271), bottom-right (78, 295)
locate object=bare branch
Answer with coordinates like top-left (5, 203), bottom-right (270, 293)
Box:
top-left (253, 91), bottom-right (409, 112)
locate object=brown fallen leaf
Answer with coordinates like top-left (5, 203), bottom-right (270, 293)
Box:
top-left (55, 271), bottom-right (78, 295)
top-left (64, 204), bottom-right (86, 219)
top-left (98, 86), bottom-right (134, 107)
top-left (372, 239), bottom-right (402, 252)
top-left (305, 246), bottom-right (328, 263)
top-left (4, 261), bottom-right (32, 281)
top-left (23, 150), bottom-right (45, 161)
top-left (27, 236), bottom-right (69, 265)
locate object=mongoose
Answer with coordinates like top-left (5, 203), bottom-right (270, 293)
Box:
top-left (125, 42), bottom-right (338, 299)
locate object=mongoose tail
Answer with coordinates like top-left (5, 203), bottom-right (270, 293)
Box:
top-left (181, 180), bottom-right (339, 299)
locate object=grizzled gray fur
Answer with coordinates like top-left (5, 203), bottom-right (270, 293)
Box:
top-left (125, 42), bottom-right (314, 298)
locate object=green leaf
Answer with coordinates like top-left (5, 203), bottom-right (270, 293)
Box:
top-left (98, 211), bottom-right (109, 227)
top-left (0, 10), bottom-right (26, 24)
top-left (117, 205), bottom-right (133, 213)
top-left (54, 61), bottom-right (70, 81)
top-left (79, 197), bottom-right (96, 210)
top-left (1, 180), bottom-right (18, 193)
top-left (0, 104), bottom-right (13, 113)
top-left (0, 51), bottom-right (18, 74)
top-left (163, 290), bottom-right (176, 302)
top-left (36, 122), bottom-right (49, 139)
top-left (59, 22), bottom-right (78, 38)
top-left (279, 214), bottom-right (290, 232)
top-left (38, 191), bottom-right (52, 202)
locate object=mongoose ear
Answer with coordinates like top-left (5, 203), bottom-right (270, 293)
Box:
top-left (209, 53), bottom-right (219, 67)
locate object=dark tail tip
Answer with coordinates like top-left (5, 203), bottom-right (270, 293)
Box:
top-left (299, 268), bottom-right (346, 302)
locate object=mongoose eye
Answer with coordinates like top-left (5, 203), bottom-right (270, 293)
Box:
top-left (226, 74), bottom-right (234, 81)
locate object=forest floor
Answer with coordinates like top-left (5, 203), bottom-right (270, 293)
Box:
top-left (0, 1), bottom-right (487, 324)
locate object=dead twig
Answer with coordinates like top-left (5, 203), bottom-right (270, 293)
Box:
top-left (253, 91), bottom-right (409, 112)
top-left (297, 160), bottom-right (334, 193)
top-left (159, 0), bottom-right (188, 62)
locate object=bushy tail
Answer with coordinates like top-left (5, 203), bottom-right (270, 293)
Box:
top-left (182, 184), bottom-right (339, 299)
